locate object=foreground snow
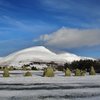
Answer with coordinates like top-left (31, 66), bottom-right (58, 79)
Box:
top-left (0, 71), bottom-right (100, 84)
top-left (0, 71), bottom-right (100, 100)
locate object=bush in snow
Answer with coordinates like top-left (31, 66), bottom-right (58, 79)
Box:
top-left (43, 67), bottom-right (54, 77)
top-left (65, 68), bottom-right (71, 76)
top-left (80, 70), bottom-right (86, 76)
top-left (75, 68), bottom-right (81, 76)
top-left (3, 67), bottom-right (10, 77)
top-left (89, 66), bottom-right (96, 75)
top-left (8, 66), bottom-right (14, 71)
top-left (24, 71), bottom-right (32, 77)
top-left (22, 66), bottom-right (31, 70)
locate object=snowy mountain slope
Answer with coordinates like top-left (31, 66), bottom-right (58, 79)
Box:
top-left (58, 52), bottom-right (95, 63)
top-left (58, 53), bottom-right (81, 62)
top-left (0, 46), bottom-right (65, 67)
top-left (0, 46), bottom-right (95, 67)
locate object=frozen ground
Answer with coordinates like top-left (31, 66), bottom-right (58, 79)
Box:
top-left (0, 71), bottom-right (100, 100)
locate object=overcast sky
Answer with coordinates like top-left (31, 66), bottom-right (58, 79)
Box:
top-left (0, 0), bottom-right (100, 58)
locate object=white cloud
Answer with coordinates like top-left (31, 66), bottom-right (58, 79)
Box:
top-left (35, 27), bottom-right (100, 48)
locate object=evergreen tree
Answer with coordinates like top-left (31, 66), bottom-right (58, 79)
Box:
top-left (81, 70), bottom-right (86, 76)
top-left (3, 67), bottom-right (10, 77)
top-left (43, 67), bottom-right (54, 77)
top-left (89, 66), bottom-right (96, 75)
top-left (75, 68), bottom-right (81, 76)
top-left (65, 68), bottom-right (71, 76)
top-left (24, 71), bottom-right (32, 77)
top-left (9, 66), bottom-right (14, 71)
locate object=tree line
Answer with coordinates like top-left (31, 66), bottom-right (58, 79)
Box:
top-left (61, 59), bottom-right (100, 73)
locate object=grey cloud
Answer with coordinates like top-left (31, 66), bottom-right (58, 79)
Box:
top-left (35, 27), bottom-right (100, 48)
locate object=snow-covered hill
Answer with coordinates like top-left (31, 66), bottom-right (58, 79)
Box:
top-left (58, 53), bottom-right (81, 62)
top-left (0, 46), bottom-right (94, 67)
top-left (0, 46), bottom-right (65, 67)
top-left (58, 52), bottom-right (94, 63)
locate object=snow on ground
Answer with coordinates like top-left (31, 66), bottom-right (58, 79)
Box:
top-left (0, 71), bottom-right (100, 100)
top-left (0, 71), bottom-right (100, 84)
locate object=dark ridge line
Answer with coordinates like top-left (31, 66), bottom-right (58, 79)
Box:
top-left (0, 82), bottom-right (98, 85)
top-left (38, 94), bottom-right (100, 99)
top-left (0, 85), bottom-right (100, 90)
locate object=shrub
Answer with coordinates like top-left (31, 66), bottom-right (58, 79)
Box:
top-left (43, 67), bottom-right (54, 77)
top-left (89, 66), bottom-right (96, 75)
top-left (81, 70), bottom-right (86, 76)
top-left (9, 66), bottom-right (14, 71)
top-left (75, 68), bottom-right (81, 76)
top-left (22, 66), bottom-right (26, 70)
top-left (24, 71), bottom-right (32, 77)
top-left (31, 66), bottom-right (38, 70)
top-left (3, 67), bottom-right (10, 77)
top-left (65, 68), bottom-right (71, 76)
top-left (22, 66), bottom-right (31, 70)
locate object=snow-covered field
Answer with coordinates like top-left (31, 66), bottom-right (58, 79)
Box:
top-left (0, 71), bottom-right (100, 100)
